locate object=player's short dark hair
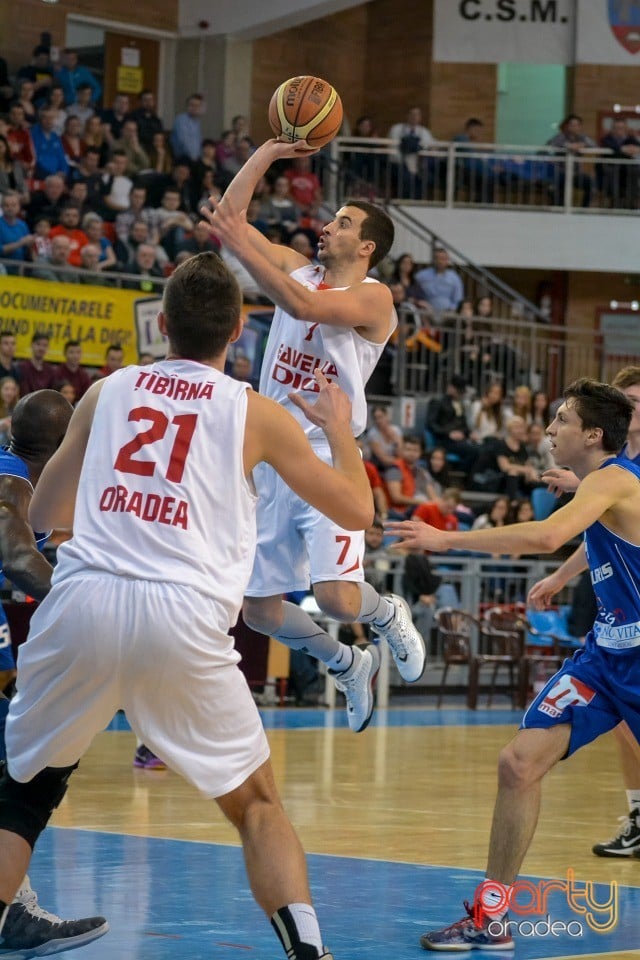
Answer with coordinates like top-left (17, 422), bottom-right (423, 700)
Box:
top-left (163, 252), bottom-right (241, 361)
top-left (343, 200), bottom-right (394, 269)
top-left (563, 378), bottom-right (633, 454)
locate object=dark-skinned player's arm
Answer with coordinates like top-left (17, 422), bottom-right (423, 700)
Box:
top-left (0, 475), bottom-right (52, 601)
top-left (29, 381), bottom-right (105, 533)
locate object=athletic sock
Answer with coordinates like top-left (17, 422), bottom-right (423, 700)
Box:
top-left (272, 601), bottom-right (352, 671)
top-left (13, 874), bottom-right (32, 902)
top-left (355, 581), bottom-right (394, 627)
top-left (477, 880), bottom-right (511, 923)
top-left (626, 790), bottom-right (640, 815)
top-left (271, 903), bottom-right (324, 958)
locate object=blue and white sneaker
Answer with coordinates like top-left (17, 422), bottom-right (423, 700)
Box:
top-left (420, 901), bottom-right (514, 951)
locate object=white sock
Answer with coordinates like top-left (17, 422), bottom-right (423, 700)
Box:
top-left (13, 874), bottom-right (32, 903)
top-left (626, 789), bottom-right (640, 814)
top-left (478, 880), bottom-right (511, 922)
top-left (271, 902), bottom-right (324, 955)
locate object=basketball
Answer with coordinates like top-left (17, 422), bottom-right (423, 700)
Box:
top-left (268, 76), bottom-right (343, 148)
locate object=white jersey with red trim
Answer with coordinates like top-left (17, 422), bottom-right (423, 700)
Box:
top-left (53, 360), bottom-right (257, 631)
top-left (259, 263), bottom-right (397, 441)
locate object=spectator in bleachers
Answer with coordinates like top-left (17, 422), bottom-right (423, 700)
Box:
top-left (19, 332), bottom-right (56, 394)
top-left (388, 105), bottom-right (434, 199)
top-left (82, 213), bottom-right (116, 270)
top-left (170, 93), bottom-right (204, 163)
top-left (0, 375), bottom-right (19, 444)
top-left (16, 45), bottom-right (54, 105)
top-left (426, 375), bottom-right (477, 473)
top-left (61, 114), bottom-right (84, 169)
top-left (176, 219), bottom-right (220, 258)
top-left (6, 102), bottom-right (35, 177)
top-left (215, 129), bottom-right (240, 182)
top-left (284, 154), bottom-right (322, 214)
top-left (65, 83), bottom-right (94, 129)
top-left (54, 339), bottom-right (91, 400)
top-left (599, 117), bottom-right (640, 208)
top-left (125, 242), bottom-right (164, 286)
top-left (495, 415), bottom-right (540, 500)
top-left (356, 438), bottom-right (389, 520)
top-left (288, 230), bottom-right (317, 262)
top-left (0, 191), bottom-right (33, 262)
top-left (68, 179), bottom-right (92, 218)
top-left (424, 447), bottom-right (451, 497)
top-left (167, 157), bottom-right (198, 214)
top-left (31, 106), bottom-right (69, 179)
top-left (415, 247), bottom-right (464, 315)
top-left (78, 242), bottom-right (103, 278)
top-left (100, 93), bottom-right (130, 146)
top-left (111, 118), bottom-right (149, 178)
top-left (193, 138), bottom-right (220, 193)
top-left (0, 134), bottom-right (27, 201)
top-left (546, 113), bottom-right (594, 207)
top-left (384, 434), bottom-right (433, 518)
top-left (391, 253), bottom-right (429, 307)
top-left (504, 383), bottom-right (533, 425)
top-left (230, 352), bottom-right (253, 383)
top-left (100, 150), bottom-right (133, 220)
top-left (33, 233), bottom-right (74, 280)
top-left (413, 487), bottom-right (461, 531)
top-left (49, 202), bottom-right (88, 267)
top-left (115, 219), bottom-right (168, 271)
top-left (468, 381), bottom-right (505, 444)
top-left (531, 389), bottom-right (550, 427)
top-left (45, 84), bottom-right (67, 136)
top-left (231, 114), bottom-right (253, 148)
top-left (14, 78), bottom-right (37, 125)
top-left (156, 185), bottom-right (194, 261)
top-left (402, 546), bottom-right (459, 648)
top-left (32, 215), bottom-right (52, 260)
top-left (56, 380), bottom-right (76, 405)
top-left (471, 495), bottom-right (511, 531)
top-left (114, 185), bottom-right (156, 244)
top-left (82, 115), bottom-right (108, 166)
top-left (367, 403), bottom-right (403, 469)
top-left (453, 117), bottom-right (495, 203)
top-left (128, 90), bottom-right (163, 151)
top-left (55, 48), bottom-right (101, 107)
top-left (0, 332), bottom-right (20, 380)
top-left (96, 343), bottom-right (124, 378)
top-left (71, 146), bottom-right (104, 211)
top-left (346, 114), bottom-right (379, 189)
top-left (513, 498), bottom-right (534, 523)
top-left (219, 244), bottom-right (271, 305)
top-left (525, 421), bottom-right (554, 474)
top-left (259, 174), bottom-right (300, 239)
top-left (244, 197), bottom-right (271, 238)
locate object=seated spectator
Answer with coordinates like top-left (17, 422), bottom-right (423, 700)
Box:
top-left (82, 213), bottom-right (116, 270)
top-left (145, 129), bottom-right (174, 175)
top-left (96, 343), bottom-right (125, 378)
top-left (124, 242), bottom-right (165, 290)
top-left (193, 137), bottom-right (221, 195)
top-left (78, 242), bottom-right (103, 277)
top-left (61, 114), bottom-right (85, 168)
top-left (128, 89), bottom-right (163, 151)
top-left (512, 498), bottom-right (534, 523)
top-left (67, 179), bottom-right (92, 219)
top-left (504, 383), bottom-right (533, 425)
top-left (15, 78), bottom-right (38, 125)
top-left (495, 415), bottom-right (540, 500)
top-left (19, 332), bottom-right (56, 394)
top-left (288, 230), bottom-right (317, 261)
top-left (82, 115), bottom-right (108, 166)
top-left (471, 495), bottom-right (512, 531)
top-left (71, 146), bottom-right (104, 210)
top-left (426, 375), bottom-right (477, 473)
top-left (111, 118), bottom-right (150, 178)
top-left (599, 117), bottom-right (640, 208)
top-left (65, 82), bottom-right (94, 129)
top-left (100, 150), bottom-right (133, 220)
top-left (383, 434), bottom-right (433, 518)
top-left (355, 438), bottom-right (389, 520)
top-left (402, 547), bottom-right (459, 650)
top-left (367, 403), bottom-right (403, 469)
top-left (388, 105), bottom-right (434, 199)
top-left (531, 389), bottom-right (550, 427)
top-left (360, 520), bottom-right (390, 595)
top-left (31, 106), bottom-right (69, 179)
top-left (33, 234), bottom-right (77, 281)
top-left (0, 134), bottom-right (27, 202)
top-left (468, 381), bottom-right (505, 443)
top-left (176, 219), bottom-right (220, 258)
top-left (170, 93), bottom-right (204, 163)
top-left (260, 174), bottom-right (300, 238)
top-left (0, 191), bottom-right (33, 263)
top-left (231, 114), bottom-right (253, 147)
top-left (453, 117), bottom-right (495, 203)
top-left (215, 129), bottom-right (240, 182)
top-left (526, 421), bottom-right (554, 474)
top-left (100, 93), bottom-right (130, 146)
top-left (45, 83), bottom-right (67, 136)
top-left (54, 339), bottom-right (92, 400)
top-left (219, 245), bottom-right (272, 304)
top-left (6, 102), bottom-right (36, 177)
top-left (114, 184), bottom-right (156, 243)
top-left (546, 113), bottom-right (595, 207)
top-left (32, 214), bottom-right (52, 260)
top-left (413, 487), bottom-right (461, 532)
top-left (56, 379), bottom-right (76, 406)
top-left (284, 154), bottom-right (322, 213)
top-left (424, 446), bottom-right (451, 497)
top-left (168, 157), bottom-right (198, 214)
top-left (26, 172), bottom-right (66, 227)
top-left (55, 48), bottom-right (101, 108)
top-left (49, 201), bottom-right (88, 267)
top-left (391, 253), bottom-right (429, 307)
top-left (16, 45), bottom-right (54, 105)
top-left (0, 331), bottom-right (20, 380)
top-left (0, 376), bottom-right (20, 445)
top-left (415, 247), bottom-right (464, 316)
top-left (115, 219), bottom-right (168, 271)
top-left (155, 185), bottom-right (194, 261)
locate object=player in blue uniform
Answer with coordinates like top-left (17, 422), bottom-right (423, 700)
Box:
top-left (539, 365), bottom-right (640, 858)
top-left (0, 390), bottom-right (109, 959)
top-left (387, 378), bottom-right (640, 951)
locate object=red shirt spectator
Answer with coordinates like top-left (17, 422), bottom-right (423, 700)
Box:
top-left (285, 156), bottom-right (321, 211)
top-left (414, 490), bottom-right (461, 532)
top-left (7, 104), bottom-right (35, 173)
top-left (49, 202), bottom-right (88, 267)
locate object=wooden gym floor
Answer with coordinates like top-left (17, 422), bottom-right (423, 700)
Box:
top-left (35, 705), bottom-right (640, 959)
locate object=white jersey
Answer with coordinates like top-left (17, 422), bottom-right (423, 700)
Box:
top-left (53, 360), bottom-right (257, 631)
top-left (259, 263), bottom-right (397, 441)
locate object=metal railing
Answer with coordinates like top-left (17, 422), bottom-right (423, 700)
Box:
top-left (324, 137), bottom-right (636, 215)
top-left (0, 258), bottom-right (166, 293)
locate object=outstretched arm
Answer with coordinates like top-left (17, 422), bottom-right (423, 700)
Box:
top-left (527, 542), bottom-right (587, 609)
top-left (0, 476), bottom-right (52, 601)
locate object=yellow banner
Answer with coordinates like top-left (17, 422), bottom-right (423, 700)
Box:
top-left (0, 277), bottom-right (164, 366)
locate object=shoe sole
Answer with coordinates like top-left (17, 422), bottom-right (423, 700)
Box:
top-left (0, 921), bottom-right (109, 959)
top-left (353, 660), bottom-right (379, 734)
top-left (420, 935), bottom-right (515, 951)
top-left (593, 846), bottom-right (639, 857)
top-left (385, 595), bottom-right (427, 683)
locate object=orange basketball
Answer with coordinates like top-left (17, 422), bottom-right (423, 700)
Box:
top-left (268, 76), bottom-right (343, 148)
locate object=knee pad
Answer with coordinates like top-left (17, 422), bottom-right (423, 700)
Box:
top-left (0, 761), bottom-right (78, 849)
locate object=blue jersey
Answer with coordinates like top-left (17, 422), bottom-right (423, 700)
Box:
top-left (585, 456), bottom-right (640, 654)
top-left (0, 448), bottom-right (48, 671)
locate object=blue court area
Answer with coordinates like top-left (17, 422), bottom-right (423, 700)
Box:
top-left (32, 827), bottom-right (640, 959)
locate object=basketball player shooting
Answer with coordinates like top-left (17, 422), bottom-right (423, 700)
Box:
top-left (202, 130), bottom-right (426, 735)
